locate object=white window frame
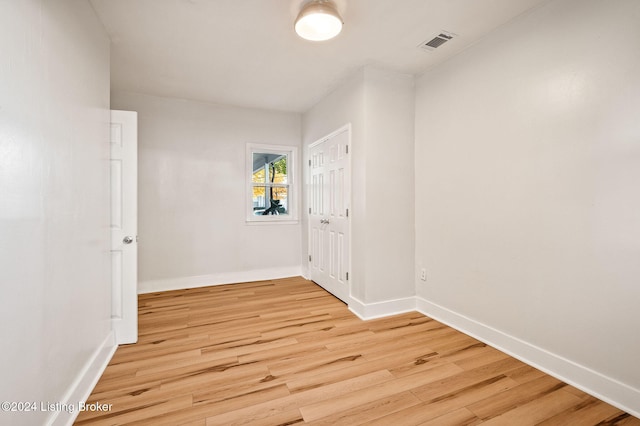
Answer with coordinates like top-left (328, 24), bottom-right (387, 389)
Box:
top-left (246, 143), bottom-right (299, 224)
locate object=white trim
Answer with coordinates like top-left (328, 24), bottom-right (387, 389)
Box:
top-left (245, 219), bottom-right (299, 226)
top-left (138, 266), bottom-right (303, 294)
top-left (415, 296), bottom-right (640, 419)
top-left (301, 266), bottom-right (310, 280)
top-left (246, 143), bottom-right (299, 223)
top-left (348, 296), bottom-right (416, 320)
top-left (308, 123), bottom-right (352, 149)
top-left (47, 332), bottom-right (117, 426)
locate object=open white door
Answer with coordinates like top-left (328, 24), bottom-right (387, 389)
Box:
top-left (110, 110), bottom-right (138, 344)
top-left (309, 125), bottom-right (351, 303)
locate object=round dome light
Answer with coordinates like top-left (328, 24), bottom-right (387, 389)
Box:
top-left (295, 1), bottom-right (343, 41)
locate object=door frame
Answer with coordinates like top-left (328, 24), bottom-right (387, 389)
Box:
top-left (307, 123), bottom-right (352, 303)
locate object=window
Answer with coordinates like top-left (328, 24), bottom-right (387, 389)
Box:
top-left (246, 143), bottom-right (298, 223)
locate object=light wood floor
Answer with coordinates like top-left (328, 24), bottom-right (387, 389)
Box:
top-left (76, 277), bottom-right (639, 425)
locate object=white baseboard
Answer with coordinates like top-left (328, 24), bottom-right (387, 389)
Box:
top-left (47, 331), bottom-right (117, 426)
top-left (300, 266), bottom-right (310, 281)
top-left (138, 266), bottom-right (303, 294)
top-left (348, 296), bottom-right (416, 320)
top-left (415, 296), bottom-right (640, 419)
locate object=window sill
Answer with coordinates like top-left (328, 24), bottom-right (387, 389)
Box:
top-left (245, 218), bottom-right (299, 226)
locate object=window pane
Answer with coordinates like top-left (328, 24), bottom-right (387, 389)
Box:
top-left (252, 166), bottom-right (265, 184)
top-left (252, 153), bottom-right (287, 184)
top-left (252, 185), bottom-right (288, 216)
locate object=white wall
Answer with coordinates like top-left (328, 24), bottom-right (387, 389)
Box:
top-left (0, 1), bottom-right (112, 425)
top-left (111, 92), bottom-right (302, 292)
top-left (302, 67), bottom-right (415, 312)
top-left (415, 0), bottom-right (640, 415)
top-left (362, 68), bottom-right (415, 304)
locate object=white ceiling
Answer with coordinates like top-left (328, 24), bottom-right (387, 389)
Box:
top-left (90, 0), bottom-right (549, 113)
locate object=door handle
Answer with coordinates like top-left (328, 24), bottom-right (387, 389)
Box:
top-left (320, 219), bottom-right (330, 225)
top-left (123, 236), bottom-right (134, 244)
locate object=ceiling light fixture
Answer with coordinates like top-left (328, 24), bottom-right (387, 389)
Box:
top-left (294, 0), bottom-right (343, 41)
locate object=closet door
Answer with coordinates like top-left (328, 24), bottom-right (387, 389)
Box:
top-left (309, 127), bottom-right (350, 303)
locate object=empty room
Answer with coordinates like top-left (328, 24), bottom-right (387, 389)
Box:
top-left (1, 0), bottom-right (639, 425)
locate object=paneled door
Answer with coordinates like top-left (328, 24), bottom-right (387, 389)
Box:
top-left (110, 110), bottom-right (138, 344)
top-left (309, 126), bottom-right (350, 303)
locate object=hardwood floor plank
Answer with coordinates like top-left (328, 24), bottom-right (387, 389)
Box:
top-left (75, 394), bottom-right (192, 425)
top-left (466, 374), bottom-right (567, 420)
top-left (284, 356), bottom-right (401, 393)
top-left (75, 277), bottom-right (638, 425)
top-left (88, 379), bottom-right (164, 403)
top-left (613, 415), bottom-right (640, 425)
top-left (224, 409), bottom-right (306, 426)
top-left (364, 374), bottom-right (519, 425)
top-left (364, 399), bottom-right (456, 426)
top-left (419, 407), bottom-right (482, 426)
top-left (107, 349), bottom-right (202, 376)
top-left (305, 390), bottom-right (421, 425)
top-left (503, 364), bottom-right (548, 385)
top-left (109, 335), bottom-right (212, 364)
top-left (203, 370), bottom-right (395, 425)
top-left (411, 357), bottom-right (524, 403)
top-left (174, 419), bottom-right (206, 426)
top-left (238, 338), bottom-right (328, 366)
top-left (537, 395), bottom-right (640, 426)
top-left (480, 388), bottom-right (582, 425)
top-left (452, 346), bottom-right (512, 371)
top-left (326, 329), bottom-right (435, 357)
top-left (80, 387), bottom-right (195, 422)
top-left (298, 363), bottom-right (463, 421)
top-left (193, 382), bottom-right (292, 414)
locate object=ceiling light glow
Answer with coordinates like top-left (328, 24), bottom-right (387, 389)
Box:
top-left (295, 1), bottom-right (343, 41)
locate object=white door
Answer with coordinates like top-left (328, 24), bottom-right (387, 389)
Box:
top-left (110, 110), bottom-right (138, 344)
top-left (309, 126), bottom-right (350, 303)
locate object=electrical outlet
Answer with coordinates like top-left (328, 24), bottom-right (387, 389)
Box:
top-left (420, 268), bottom-right (427, 281)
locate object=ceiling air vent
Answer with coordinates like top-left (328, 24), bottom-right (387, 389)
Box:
top-left (419, 31), bottom-right (456, 52)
